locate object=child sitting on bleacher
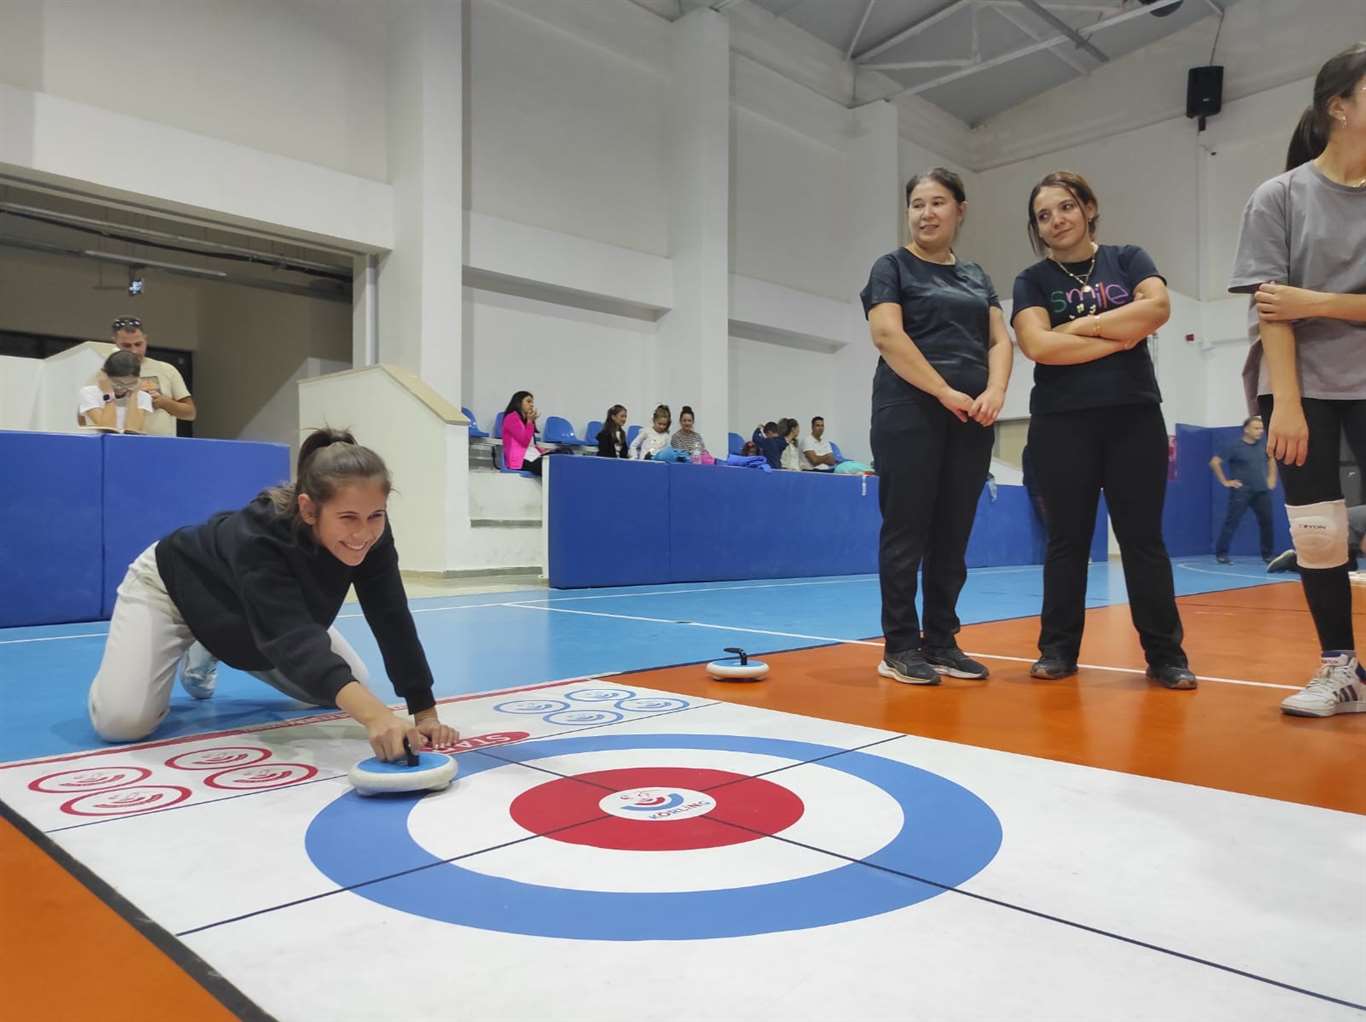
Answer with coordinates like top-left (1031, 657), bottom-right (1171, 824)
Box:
top-left (630, 405), bottom-right (673, 460)
top-left (597, 404), bottom-right (630, 458)
top-left (751, 420), bottom-right (787, 470)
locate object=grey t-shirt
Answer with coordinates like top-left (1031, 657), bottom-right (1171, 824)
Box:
top-left (1229, 162), bottom-right (1366, 402)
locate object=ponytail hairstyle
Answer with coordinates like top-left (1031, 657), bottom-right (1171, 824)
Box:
top-left (652, 403), bottom-right (672, 429)
top-left (603, 404), bottom-right (626, 444)
top-left (680, 405), bottom-right (696, 429)
top-left (266, 428), bottom-right (391, 532)
top-left (1286, 43), bottom-right (1366, 171)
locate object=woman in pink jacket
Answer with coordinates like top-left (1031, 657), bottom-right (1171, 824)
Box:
top-left (502, 390), bottom-right (548, 475)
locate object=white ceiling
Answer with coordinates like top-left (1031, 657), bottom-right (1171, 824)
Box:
top-left (635, 0), bottom-right (1232, 126)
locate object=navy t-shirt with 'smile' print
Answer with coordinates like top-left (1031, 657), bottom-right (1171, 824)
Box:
top-left (1011, 244), bottom-right (1164, 416)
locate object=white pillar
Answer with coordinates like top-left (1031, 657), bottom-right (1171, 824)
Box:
top-left (352, 253), bottom-right (378, 368)
top-left (659, 8), bottom-right (730, 445)
top-left (378, 0), bottom-right (463, 405)
top-left (832, 100), bottom-right (900, 465)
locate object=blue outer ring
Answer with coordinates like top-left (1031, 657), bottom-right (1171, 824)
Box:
top-left (306, 733), bottom-right (1001, 941)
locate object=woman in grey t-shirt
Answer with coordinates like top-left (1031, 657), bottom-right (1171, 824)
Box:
top-left (1229, 43), bottom-right (1366, 718)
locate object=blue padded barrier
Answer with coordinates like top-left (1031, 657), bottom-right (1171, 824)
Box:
top-left (101, 435), bottom-right (289, 617)
top-left (963, 485), bottom-right (1108, 567)
top-left (547, 456), bottom-right (670, 587)
top-left (1205, 425), bottom-right (1291, 557)
top-left (1160, 424), bottom-right (1214, 557)
top-left (0, 431), bottom-right (105, 627)
top-left (666, 463), bottom-right (880, 583)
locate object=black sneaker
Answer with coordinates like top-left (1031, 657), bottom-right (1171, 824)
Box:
top-left (1215, 554), bottom-right (1232, 564)
top-left (1030, 657), bottom-right (1078, 680)
top-left (1147, 663), bottom-right (1198, 690)
top-left (878, 650), bottom-right (939, 686)
top-left (924, 646), bottom-right (989, 679)
top-left (1266, 550), bottom-right (1298, 574)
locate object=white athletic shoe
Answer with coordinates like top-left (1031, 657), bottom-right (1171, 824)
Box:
top-left (178, 642), bottom-right (219, 701)
top-left (1280, 654), bottom-right (1366, 718)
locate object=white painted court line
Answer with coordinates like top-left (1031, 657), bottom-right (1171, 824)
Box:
top-left (507, 603), bottom-right (882, 647)
top-left (0, 631), bottom-right (108, 646)
top-left (1175, 562), bottom-right (1290, 584)
top-left (512, 604), bottom-right (1301, 693)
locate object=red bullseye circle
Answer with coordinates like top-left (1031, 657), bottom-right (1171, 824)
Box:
top-left (166, 746), bottom-right (271, 771)
top-left (509, 767), bottom-right (804, 851)
top-left (60, 785), bottom-right (192, 817)
top-left (30, 765), bottom-right (151, 794)
top-left (204, 763), bottom-right (318, 790)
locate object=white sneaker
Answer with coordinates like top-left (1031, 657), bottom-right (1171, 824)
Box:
top-left (178, 642), bottom-right (219, 701)
top-left (1280, 654), bottom-right (1366, 718)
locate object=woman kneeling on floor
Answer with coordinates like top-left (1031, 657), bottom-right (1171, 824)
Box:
top-left (87, 428), bottom-right (460, 761)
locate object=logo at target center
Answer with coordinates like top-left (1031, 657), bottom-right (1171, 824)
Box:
top-left (600, 786), bottom-right (716, 822)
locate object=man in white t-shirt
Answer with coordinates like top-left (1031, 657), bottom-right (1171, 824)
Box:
top-left (78, 350), bottom-right (154, 432)
top-left (97, 316), bottom-right (196, 437)
top-left (800, 416), bottom-right (838, 472)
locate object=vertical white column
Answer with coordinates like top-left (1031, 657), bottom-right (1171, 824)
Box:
top-left (660, 8), bottom-right (730, 446)
top-left (378, 0), bottom-right (463, 405)
top-left (351, 253), bottom-right (378, 368)
top-left (832, 99), bottom-right (900, 464)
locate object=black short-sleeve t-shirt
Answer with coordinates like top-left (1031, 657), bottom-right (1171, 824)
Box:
top-left (860, 248), bottom-right (1000, 410)
top-left (1011, 244), bottom-right (1164, 415)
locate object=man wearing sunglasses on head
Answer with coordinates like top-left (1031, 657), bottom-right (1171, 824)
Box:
top-left (101, 316), bottom-right (196, 437)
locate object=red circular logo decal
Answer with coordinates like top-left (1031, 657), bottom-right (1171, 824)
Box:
top-left (61, 785), bottom-right (192, 816)
top-left (509, 767), bottom-right (804, 852)
top-left (30, 765), bottom-right (152, 794)
top-left (165, 747), bottom-right (271, 771)
top-left (203, 763), bottom-right (318, 790)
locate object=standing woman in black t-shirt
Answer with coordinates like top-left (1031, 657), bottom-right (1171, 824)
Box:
top-left (87, 429), bottom-right (461, 759)
top-left (1011, 171), bottom-right (1194, 689)
top-left (860, 168), bottom-right (1014, 685)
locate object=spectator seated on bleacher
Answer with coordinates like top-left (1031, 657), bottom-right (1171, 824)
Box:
top-left (630, 404), bottom-right (673, 460)
top-left (78, 351), bottom-right (153, 434)
top-left (596, 404), bottom-right (630, 459)
top-left (670, 405), bottom-right (708, 459)
top-left (501, 390), bottom-right (553, 477)
top-left (779, 419), bottom-right (804, 472)
top-left (751, 421), bottom-right (786, 470)
top-left (801, 416), bottom-right (838, 472)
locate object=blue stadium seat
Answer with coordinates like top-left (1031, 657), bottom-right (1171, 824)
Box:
top-left (493, 445), bottom-right (536, 477)
top-left (493, 411), bottom-right (506, 439)
top-left (830, 441), bottom-right (846, 463)
top-left (463, 407), bottom-right (489, 439)
top-left (543, 416), bottom-right (594, 448)
top-left (585, 420), bottom-right (603, 447)
top-left (728, 432), bottom-right (744, 455)
top-left (627, 424), bottom-right (642, 447)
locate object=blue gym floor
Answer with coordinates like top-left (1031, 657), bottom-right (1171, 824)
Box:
top-left (0, 558), bottom-right (1290, 763)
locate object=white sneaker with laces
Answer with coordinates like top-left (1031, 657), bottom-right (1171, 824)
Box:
top-left (178, 642), bottom-right (219, 701)
top-left (1280, 654), bottom-right (1366, 718)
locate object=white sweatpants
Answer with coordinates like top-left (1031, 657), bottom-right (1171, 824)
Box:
top-left (88, 543), bottom-right (368, 742)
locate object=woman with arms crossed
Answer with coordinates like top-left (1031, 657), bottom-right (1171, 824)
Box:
top-left (1011, 171), bottom-right (1195, 690)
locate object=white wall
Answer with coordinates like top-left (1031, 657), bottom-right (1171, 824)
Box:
top-left (467, 0), bottom-right (671, 257)
top-left (728, 336), bottom-right (837, 450)
top-left (463, 287), bottom-right (657, 439)
top-left (0, 0), bottom-right (388, 180)
top-left (238, 356), bottom-right (350, 463)
top-left (0, 355), bottom-right (42, 429)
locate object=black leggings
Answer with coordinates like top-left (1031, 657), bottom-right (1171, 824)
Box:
top-left (870, 393), bottom-right (995, 654)
top-left (1258, 395), bottom-right (1366, 652)
top-left (1028, 403), bottom-right (1186, 667)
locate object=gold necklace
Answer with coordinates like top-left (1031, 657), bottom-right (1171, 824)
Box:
top-left (1051, 247), bottom-right (1099, 316)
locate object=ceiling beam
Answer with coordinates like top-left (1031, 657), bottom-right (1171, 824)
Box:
top-left (853, 0), bottom-right (975, 64)
top-left (845, 0), bottom-right (879, 60)
top-left (988, 3), bottom-right (1089, 74)
top-left (897, 0), bottom-right (1183, 97)
top-left (1015, 0), bottom-right (1109, 62)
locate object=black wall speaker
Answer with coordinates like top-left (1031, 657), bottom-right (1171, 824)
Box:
top-left (1186, 65), bottom-right (1224, 120)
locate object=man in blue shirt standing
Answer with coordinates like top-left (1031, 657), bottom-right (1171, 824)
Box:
top-left (1210, 415), bottom-right (1277, 564)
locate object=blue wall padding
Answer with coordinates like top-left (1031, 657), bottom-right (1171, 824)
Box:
top-left (1205, 426), bottom-right (1291, 556)
top-left (101, 435), bottom-right (289, 617)
top-left (1160, 424), bottom-right (1213, 557)
top-left (666, 463), bottom-right (881, 583)
top-left (0, 431), bottom-right (105, 627)
top-left (547, 456), bottom-right (671, 588)
top-left (547, 456), bottom-right (1111, 588)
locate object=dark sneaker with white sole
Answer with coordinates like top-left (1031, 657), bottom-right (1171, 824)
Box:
top-left (1030, 657), bottom-right (1078, 680)
top-left (878, 650), bottom-right (939, 685)
top-left (1147, 663), bottom-right (1198, 690)
top-left (924, 646), bottom-right (989, 679)
top-left (1266, 549), bottom-right (1298, 574)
